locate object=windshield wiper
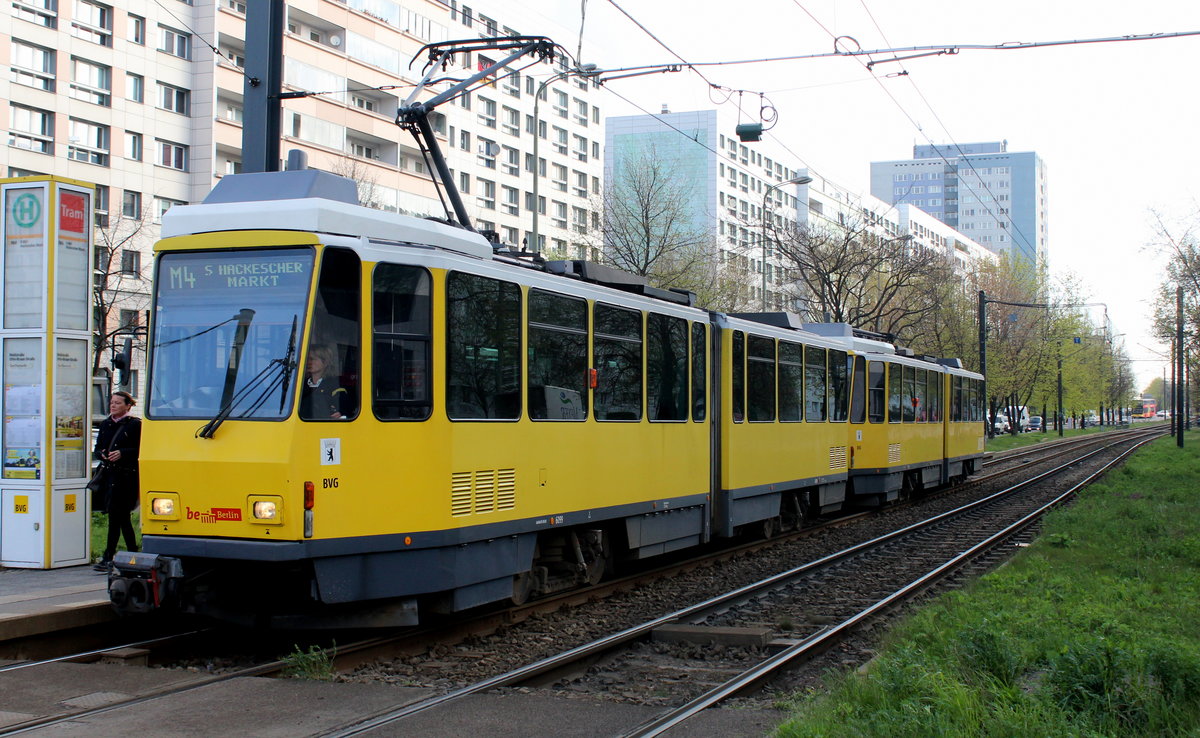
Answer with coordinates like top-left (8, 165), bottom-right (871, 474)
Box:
top-left (196, 314), bottom-right (302, 439)
top-left (220, 309), bottom-right (256, 407)
top-left (197, 309), bottom-right (255, 439)
top-left (277, 315), bottom-right (298, 413)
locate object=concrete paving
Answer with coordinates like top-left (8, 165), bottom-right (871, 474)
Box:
top-left (0, 665), bottom-right (784, 737)
top-left (383, 691), bottom-right (785, 737)
top-left (0, 564), bottom-right (114, 641)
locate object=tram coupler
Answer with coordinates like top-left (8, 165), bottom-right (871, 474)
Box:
top-left (109, 552), bottom-right (184, 614)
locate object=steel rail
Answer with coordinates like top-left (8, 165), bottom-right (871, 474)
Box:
top-left (620, 432), bottom-right (1162, 737)
top-left (0, 628), bottom-right (211, 673)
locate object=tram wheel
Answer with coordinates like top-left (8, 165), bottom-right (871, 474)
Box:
top-left (510, 570), bottom-right (535, 606)
top-left (581, 530), bottom-right (610, 586)
top-left (761, 516), bottom-right (780, 539)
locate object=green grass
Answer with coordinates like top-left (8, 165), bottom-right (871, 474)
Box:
top-left (775, 429), bottom-right (1200, 737)
top-left (281, 643), bottom-right (337, 680)
top-left (89, 509), bottom-right (142, 562)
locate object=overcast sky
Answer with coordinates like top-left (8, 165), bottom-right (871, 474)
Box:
top-left (517, 0), bottom-right (1199, 391)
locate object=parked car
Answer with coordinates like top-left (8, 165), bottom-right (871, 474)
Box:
top-left (992, 414), bottom-right (1010, 433)
top-left (1026, 416), bottom-right (1043, 432)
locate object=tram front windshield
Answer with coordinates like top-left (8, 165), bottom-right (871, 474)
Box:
top-left (148, 248), bottom-right (313, 420)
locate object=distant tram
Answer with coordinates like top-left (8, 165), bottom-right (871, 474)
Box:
top-left (1132, 397), bottom-right (1157, 419)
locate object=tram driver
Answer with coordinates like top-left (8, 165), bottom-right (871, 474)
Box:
top-left (300, 344), bottom-right (352, 420)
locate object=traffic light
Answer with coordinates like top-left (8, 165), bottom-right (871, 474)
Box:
top-left (113, 337), bottom-right (132, 390)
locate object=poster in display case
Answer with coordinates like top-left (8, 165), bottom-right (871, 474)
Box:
top-left (3, 338), bottom-right (42, 479)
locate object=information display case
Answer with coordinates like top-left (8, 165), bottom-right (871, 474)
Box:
top-left (0, 177), bottom-right (95, 568)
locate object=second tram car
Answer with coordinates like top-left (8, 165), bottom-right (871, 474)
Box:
top-left (107, 169), bottom-right (985, 626)
top-left (1133, 397), bottom-right (1157, 419)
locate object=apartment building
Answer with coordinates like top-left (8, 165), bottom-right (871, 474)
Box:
top-left (870, 141), bottom-right (1048, 265)
top-left (2, 0), bottom-right (604, 395)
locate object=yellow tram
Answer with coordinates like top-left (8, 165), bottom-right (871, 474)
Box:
top-left (106, 169), bottom-right (985, 626)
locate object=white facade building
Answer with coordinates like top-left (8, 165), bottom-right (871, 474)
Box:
top-left (606, 108), bottom-right (808, 310)
top-left (801, 169), bottom-right (993, 271)
top-left (2, 0), bottom-right (605, 395)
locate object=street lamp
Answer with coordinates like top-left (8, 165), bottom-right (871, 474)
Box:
top-left (530, 63), bottom-right (597, 255)
top-left (760, 174), bottom-right (812, 310)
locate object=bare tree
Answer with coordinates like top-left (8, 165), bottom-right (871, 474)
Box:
top-left (1149, 213), bottom-right (1200, 349)
top-left (93, 209), bottom-right (153, 377)
top-left (771, 216), bottom-right (956, 341)
top-left (601, 147), bottom-right (716, 287)
top-left (1147, 211), bottom-right (1200, 416)
top-left (598, 146), bottom-right (754, 312)
top-left (329, 156), bottom-right (387, 211)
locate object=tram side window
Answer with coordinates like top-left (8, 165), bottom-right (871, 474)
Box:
top-left (731, 330), bottom-right (745, 422)
top-left (915, 368), bottom-right (928, 422)
top-left (951, 375), bottom-right (962, 421)
top-left (849, 355), bottom-right (866, 423)
top-left (594, 303), bottom-right (642, 421)
top-left (648, 313), bottom-right (687, 421)
top-left (778, 341), bottom-right (803, 422)
top-left (974, 379), bottom-right (984, 421)
top-left (929, 370), bottom-right (937, 421)
top-left (867, 361), bottom-right (885, 423)
top-left (902, 365), bottom-right (916, 422)
top-left (528, 290), bottom-right (588, 421)
top-left (747, 335), bottom-right (776, 422)
top-left (888, 363), bottom-right (902, 423)
top-left (691, 322), bottom-right (706, 422)
top-left (372, 264), bottom-right (431, 421)
top-left (805, 345), bottom-right (826, 422)
top-left (829, 349), bottom-right (849, 422)
top-left (303, 248), bottom-right (360, 421)
top-left (447, 272), bottom-right (521, 420)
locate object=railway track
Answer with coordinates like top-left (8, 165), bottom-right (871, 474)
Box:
top-left (0, 428), bottom-right (1162, 736)
top-left (621, 431), bottom-right (1163, 736)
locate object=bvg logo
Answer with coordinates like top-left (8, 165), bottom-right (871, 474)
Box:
top-left (186, 506), bottom-right (242, 523)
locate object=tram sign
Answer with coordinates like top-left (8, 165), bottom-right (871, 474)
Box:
top-left (11, 192), bottom-right (41, 227)
top-left (161, 251), bottom-right (312, 294)
top-left (59, 192), bottom-right (86, 233)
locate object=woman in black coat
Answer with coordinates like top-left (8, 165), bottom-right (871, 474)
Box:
top-left (93, 390), bottom-right (142, 571)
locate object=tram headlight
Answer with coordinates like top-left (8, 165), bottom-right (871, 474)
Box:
top-left (148, 494), bottom-right (180, 520)
top-left (248, 495), bottom-right (284, 525)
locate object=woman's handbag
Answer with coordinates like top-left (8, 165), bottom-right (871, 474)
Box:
top-left (85, 462), bottom-right (108, 493)
top-left (87, 461), bottom-right (109, 512)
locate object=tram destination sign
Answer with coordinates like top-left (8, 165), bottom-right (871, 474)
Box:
top-left (161, 250), bottom-right (312, 294)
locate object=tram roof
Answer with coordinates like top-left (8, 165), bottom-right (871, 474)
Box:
top-left (162, 194), bottom-right (493, 260)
